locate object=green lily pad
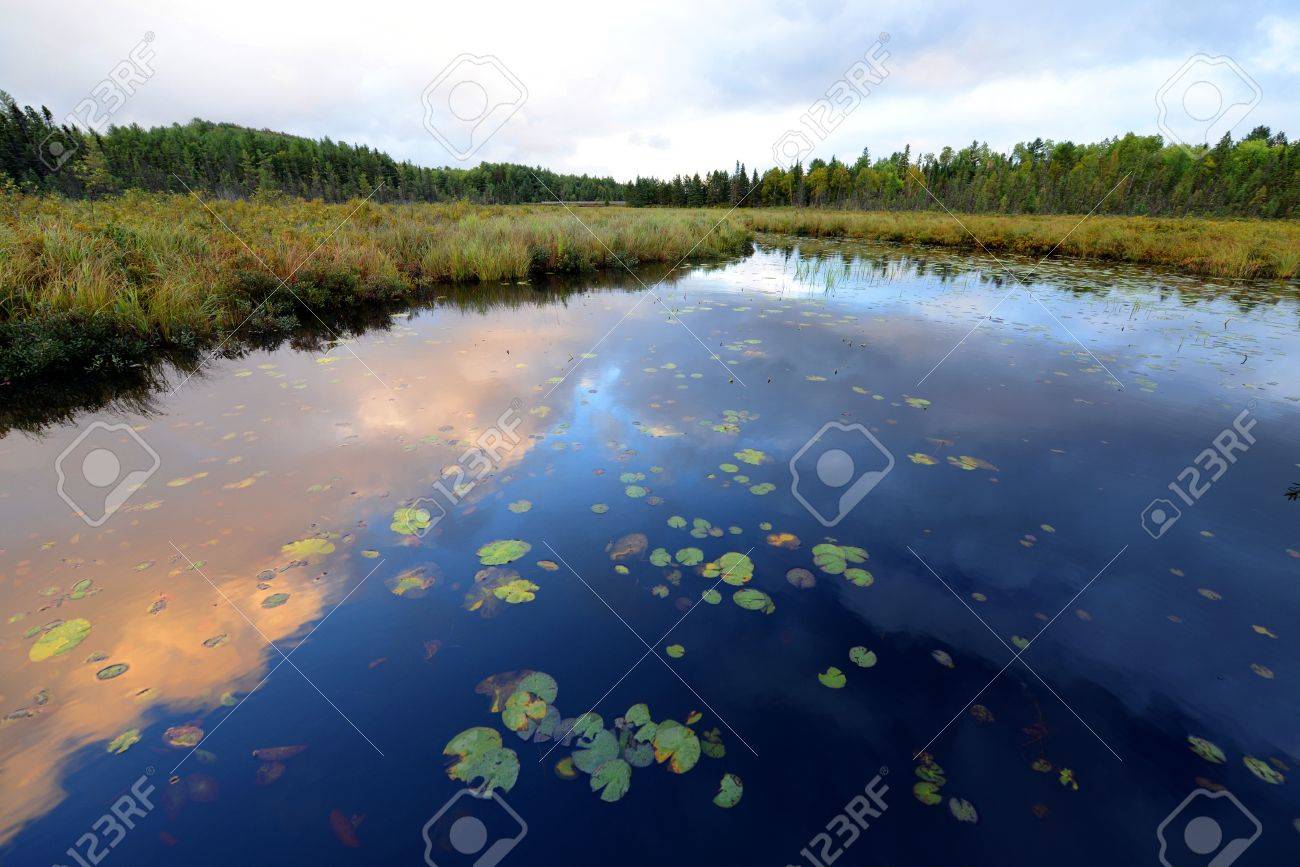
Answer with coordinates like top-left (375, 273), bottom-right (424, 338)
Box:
top-left (477, 540), bottom-right (532, 566)
top-left (107, 729), bottom-right (141, 754)
top-left (29, 618), bottom-right (92, 661)
top-left (96, 663), bottom-right (130, 680)
top-left (818, 667), bottom-right (846, 688)
top-left (701, 589), bottom-right (722, 605)
top-left (69, 579), bottom-right (94, 600)
top-left (703, 552), bottom-right (754, 585)
top-left (700, 728), bottom-right (726, 759)
top-left (493, 579), bottom-right (539, 603)
top-left (502, 689), bottom-right (548, 731)
top-left (849, 646), bottom-right (877, 668)
top-left (714, 772), bottom-right (743, 808)
top-left (517, 671), bottom-right (558, 703)
top-left (719, 463), bottom-right (740, 474)
top-left (844, 568), bottom-right (874, 588)
top-left (282, 536), bottom-right (337, 557)
top-left (665, 644), bottom-right (685, 658)
top-left (652, 720), bottom-right (700, 773)
top-left (913, 781), bottom-right (943, 805)
top-left (625, 703), bottom-right (651, 727)
top-left (733, 588), bottom-right (774, 613)
top-left (573, 729), bottom-right (620, 774)
top-left (389, 507), bottom-right (432, 535)
top-left (675, 547), bottom-right (704, 566)
top-left (387, 568), bottom-right (433, 597)
top-left (444, 727), bottom-right (520, 795)
top-left (650, 548), bottom-right (672, 567)
top-left (625, 485), bottom-right (648, 498)
top-left (591, 758), bottom-right (632, 802)
top-left (667, 515), bottom-right (687, 528)
top-left (734, 448), bottom-right (768, 466)
top-left (261, 593), bottom-right (290, 609)
top-left (749, 483), bottom-right (776, 495)
top-left (812, 543), bottom-right (868, 575)
top-left (1244, 755), bottom-right (1285, 784)
top-left (591, 503), bottom-right (610, 514)
top-left (1187, 736), bottom-right (1226, 764)
top-left (507, 499), bottom-right (532, 513)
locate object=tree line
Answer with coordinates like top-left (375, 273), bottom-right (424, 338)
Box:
top-left (2, 90), bottom-right (1295, 217)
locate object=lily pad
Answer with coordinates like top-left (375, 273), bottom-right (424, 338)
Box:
top-left (502, 689), bottom-right (548, 731)
top-left (849, 647), bottom-right (877, 668)
top-left (818, 667), bottom-right (846, 688)
top-left (164, 724), bottom-right (204, 748)
top-left (703, 552), bottom-right (754, 585)
top-left (675, 547), bottom-right (704, 566)
top-left (477, 540), bottom-right (532, 566)
top-left (1243, 755), bottom-right (1285, 784)
top-left (281, 536), bottom-right (336, 557)
top-left (713, 772), bottom-right (743, 808)
top-left (667, 515), bottom-right (687, 528)
top-left (843, 568), bottom-right (874, 588)
top-left (387, 568), bottom-right (433, 597)
top-left (652, 720), bottom-right (701, 773)
top-left (665, 644), bottom-right (685, 658)
top-left (444, 726), bottom-right (520, 794)
top-left (650, 548), bottom-right (672, 567)
top-left (107, 729), bottom-right (141, 754)
top-left (948, 798), bottom-right (978, 822)
top-left (733, 588), bottom-right (775, 613)
top-left (590, 758), bottom-right (632, 802)
top-left (95, 663), bottom-right (130, 680)
top-left (573, 729), bottom-right (620, 774)
top-left (1187, 736), bottom-right (1226, 764)
top-left (701, 589), bottom-right (721, 605)
top-left (913, 782), bottom-right (943, 805)
top-left (493, 579), bottom-right (539, 604)
top-left (734, 448), bottom-right (768, 466)
top-left (261, 593), bottom-right (290, 609)
top-left (786, 568), bottom-right (816, 589)
top-left (390, 507), bottom-right (433, 535)
top-left (507, 500), bottom-right (532, 513)
top-left (591, 503), bottom-right (610, 514)
top-left (812, 543), bottom-right (868, 575)
top-left (29, 618), bottom-right (91, 661)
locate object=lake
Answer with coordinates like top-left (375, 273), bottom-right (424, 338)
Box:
top-left (2, 236), bottom-right (1297, 866)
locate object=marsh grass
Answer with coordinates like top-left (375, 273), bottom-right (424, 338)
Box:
top-left (0, 194), bottom-right (751, 379)
top-left (740, 209), bottom-right (1300, 280)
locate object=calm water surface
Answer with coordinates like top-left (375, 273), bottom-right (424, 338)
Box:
top-left (2, 238), bottom-right (1298, 865)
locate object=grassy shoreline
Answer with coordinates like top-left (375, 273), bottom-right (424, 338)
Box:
top-left (2, 194), bottom-right (1297, 383)
top-left (739, 209), bottom-right (1300, 280)
top-left (0, 196), bottom-right (751, 381)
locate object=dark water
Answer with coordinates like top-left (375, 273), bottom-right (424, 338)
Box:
top-left (2, 238), bottom-right (1298, 866)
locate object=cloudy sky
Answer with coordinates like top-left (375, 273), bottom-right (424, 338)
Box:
top-left (1, 0), bottom-right (1296, 179)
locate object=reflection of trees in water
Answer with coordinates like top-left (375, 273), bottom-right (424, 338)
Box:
top-left (0, 263), bottom-right (691, 437)
top-left (760, 235), bottom-right (1300, 313)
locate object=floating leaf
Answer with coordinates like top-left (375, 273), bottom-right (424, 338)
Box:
top-left (818, 667), bottom-right (846, 688)
top-left (96, 663), bottom-right (129, 680)
top-left (766, 532), bottom-right (800, 549)
top-left (713, 773), bottom-right (743, 808)
top-left (554, 756), bottom-right (578, 780)
top-left (107, 729), bottom-right (141, 754)
top-left (701, 589), bottom-right (721, 605)
top-left (948, 797), bottom-right (978, 823)
top-left (719, 463), bottom-right (740, 474)
top-left (908, 453), bottom-right (938, 465)
top-left (703, 552), bottom-right (754, 585)
top-left (389, 507), bottom-right (432, 535)
top-left (625, 485), bottom-right (648, 498)
top-left (665, 644), bottom-right (685, 658)
top-left (261, 593), bottom-right (290, 609)
top-left (947, 455), bottom-right (998, 472)
top-left (537, 560), bottom-right (559, 571)
top-left (1059, 768), bottom-right (1079, 790)
top-left (652, 720), bottom-right (701, 773)
top-left (843, 568), bottom-right (874, 588)
top-left (1243, 756), bottom-right (1284, 785)
top-left (650, 548), bottom-right (672, 567)
top-left (749, 483), bottom-right (776, 495)
top-left (281, 537), bottom-right (336, 557)
top-left (700, 728), bottom-right (726, 759)
top-left (387, 568), bottom-right (433, 598)
top-left (493, 579), bottom-right (539, 604)
top-left (477, 540), bottom-right (532, 566)
top-left (164, 725), bottom-right (204, 748)
top-left (667, 515), bottom-right (687, 528)
top-left (444, 727), bottom-right (519, 794)
top-left (733, 588), bottom-right (774, 613)
top-left (591, 503), bottom-right (610, 514)
top-left (675, 547), bottom-right (704, 566)
top-left (931, 649), bottom-right (955, 668)
top-left (734, 448), bottom-right (768, 466)
top-left (29, 618), bottom-right (91, 661)
top-left (502, 689), bottom-right (548, 731)
top-left (573, 729), bottom-right (620, 774)
top-left (1187, 736), bottom-right (1226, 764)
top-left (786, 568), bottom-right (816, 589)
top-left (849, 647), bottom-right (877, 668)
top-left (812, 543), bottom-right (868, 575)
top-left (913, 782), bottom-right (942, 805)
top-left (590, 758), bottom-right (632, 802)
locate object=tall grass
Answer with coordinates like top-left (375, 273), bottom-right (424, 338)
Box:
top-left (0, 194), bottom-right (751, 334)
top-left (739, 209), bottom-right (1300, 280)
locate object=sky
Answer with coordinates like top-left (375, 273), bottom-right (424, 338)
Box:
top-left (1, 0), bottom-right (1296, 180)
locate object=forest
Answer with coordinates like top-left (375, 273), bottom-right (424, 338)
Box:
top-left (2, 89), bottom-right (1296, 218)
